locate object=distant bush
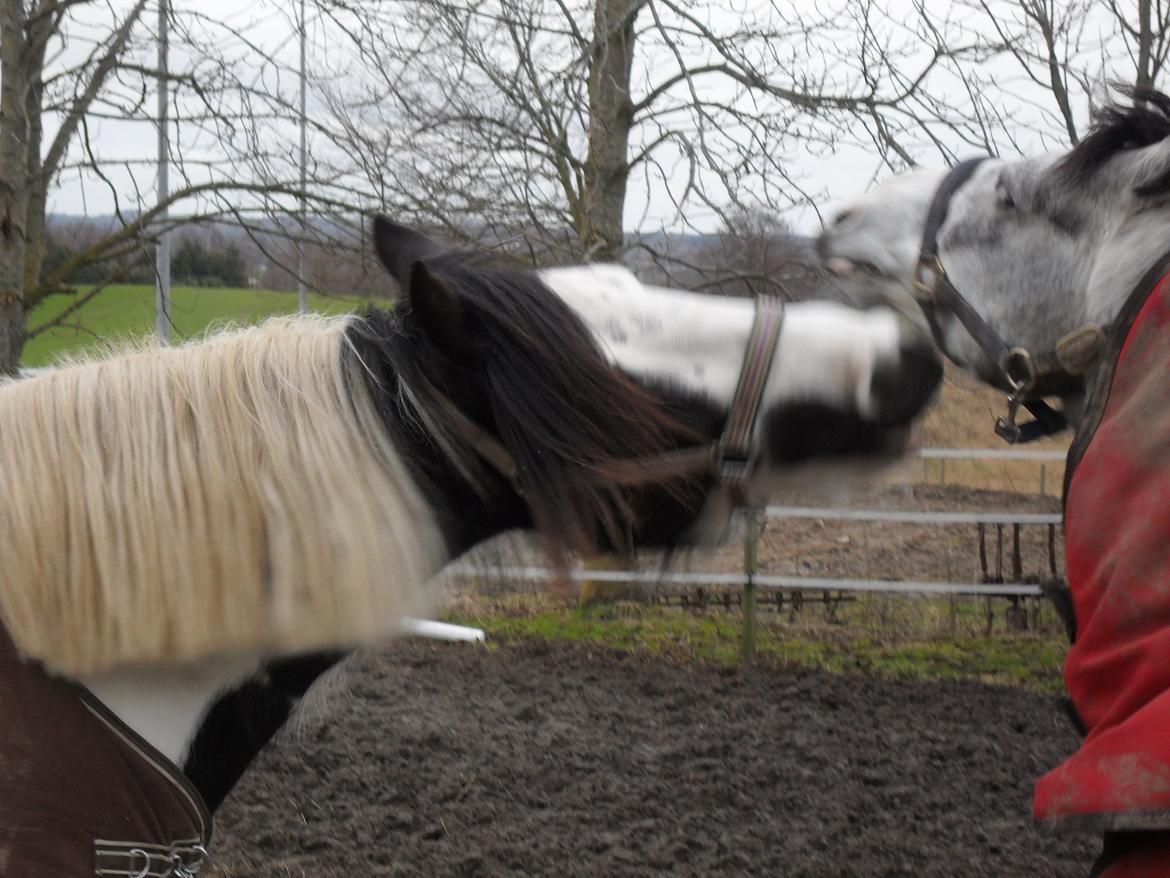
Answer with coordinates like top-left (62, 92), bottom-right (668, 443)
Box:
top-left (172, 238), bottom-right (247, 287)
top-left (42, 230), bottom-right (249, 289)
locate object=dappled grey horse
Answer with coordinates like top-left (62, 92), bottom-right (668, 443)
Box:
top-left (818, 87), bottom-right (1170, 877)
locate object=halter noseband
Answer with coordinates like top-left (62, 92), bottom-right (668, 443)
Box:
top-left (914, 158), bottom-right (1105, 443)
top-left (420, 295), bottom-right (785, 500)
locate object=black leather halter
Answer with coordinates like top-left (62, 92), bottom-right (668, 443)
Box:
top-left (913, 158), bottom-right (1103, 443)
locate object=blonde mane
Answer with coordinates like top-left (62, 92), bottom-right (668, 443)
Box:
top-left (0, 315), bottom-right (443, 676)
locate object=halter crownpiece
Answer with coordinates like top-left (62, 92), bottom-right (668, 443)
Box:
top-left (915, 158), bottom-right (1106, 444)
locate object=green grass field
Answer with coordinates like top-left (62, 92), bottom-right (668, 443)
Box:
top-left (449, 595), bottom-right (1070, 693)
top-left (23, 284), bottom-right (367, 367)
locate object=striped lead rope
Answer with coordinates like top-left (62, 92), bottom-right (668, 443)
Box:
top-left (718, 296), bottom-right (784, 482)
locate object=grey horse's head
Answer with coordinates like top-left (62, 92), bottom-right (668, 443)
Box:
top-left (816, 88), bottom-right (1170, 395)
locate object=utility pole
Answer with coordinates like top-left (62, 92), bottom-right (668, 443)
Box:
top-left (155, 0), bottom-right (171, 342)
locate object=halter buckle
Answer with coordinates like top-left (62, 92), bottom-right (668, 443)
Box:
top-left (994, 402), bottom-right (1023, 443)
top-left (717, 448), bottom-right (752, 484)
top-left (993, 349), bottom-right (1040, 443)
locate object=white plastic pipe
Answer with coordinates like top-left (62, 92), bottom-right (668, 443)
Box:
top-left (399, 618), bottom-right (485, 643)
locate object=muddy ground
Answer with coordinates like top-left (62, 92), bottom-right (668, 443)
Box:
top-left (212, 639), bottom-right (1098, 877)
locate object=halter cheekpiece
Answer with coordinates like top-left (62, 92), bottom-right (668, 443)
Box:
top-left (914, 157), bottom-right (1105, 443)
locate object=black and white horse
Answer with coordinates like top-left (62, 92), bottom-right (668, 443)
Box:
top-left (0, 216), bottom-right (940, 872)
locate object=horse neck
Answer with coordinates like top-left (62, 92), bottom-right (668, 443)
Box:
top-left (1086, 218), bottom-right (1170, 327)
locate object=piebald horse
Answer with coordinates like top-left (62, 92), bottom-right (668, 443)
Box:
top-left (0, 217), bottom-right (940, 875)
top-left (818, 88), bottom-right (1170, 877)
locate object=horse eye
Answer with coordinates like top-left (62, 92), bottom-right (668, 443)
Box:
top-left (832, 208), bottom-right (855, 227)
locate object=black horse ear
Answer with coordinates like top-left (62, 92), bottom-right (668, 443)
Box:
top-left (370, 215), bottom-right (443, 289)
top-left (406, 259), bottom-right (474, 362)
top-left (370, 215), bottom-right (474, 361)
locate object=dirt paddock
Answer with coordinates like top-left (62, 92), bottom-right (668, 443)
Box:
top-left (212, 640), bottom-right (1097, 877)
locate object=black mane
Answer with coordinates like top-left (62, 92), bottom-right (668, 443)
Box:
top-left (344, 249), bottom-right (699, 558)
top-left (1059, 86), bottom-right (1170, 194)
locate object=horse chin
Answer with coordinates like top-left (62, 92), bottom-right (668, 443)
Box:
top-left (766, 426), bottom-right (917, 493)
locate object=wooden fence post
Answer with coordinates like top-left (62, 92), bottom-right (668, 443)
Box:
top-left (742, 508), bottom-right (761, 665)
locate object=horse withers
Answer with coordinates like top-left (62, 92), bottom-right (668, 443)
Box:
top-left (817, 87), bottom-right (1170, 876)
top-left (0, 217), bottom-right (939, 876)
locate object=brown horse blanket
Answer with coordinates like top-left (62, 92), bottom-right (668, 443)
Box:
top-left (0, 624), bottom-right (209, 876)
top-left (1034, 265), bottom-right (1170, 874)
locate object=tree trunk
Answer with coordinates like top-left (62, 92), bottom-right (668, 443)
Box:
top-left (0, 0), bottom-right (30, 374)
top-left (1136, 0), bottom-right (1154, 91)
top-left (582, 0), bottom-right (637, 263)
top-left (22, 31), bottom-right (46, 303)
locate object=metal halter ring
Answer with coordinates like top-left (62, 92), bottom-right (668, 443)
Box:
top-left (912, 256), bottom-right (942, 303)
top-left (1001, 347), bottom-right (1039, 394)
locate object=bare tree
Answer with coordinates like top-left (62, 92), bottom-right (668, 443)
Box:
top-left (0, 0), bottom-right (384, 373)
top-left (313, 0), bottom-right (961, 268)
top-left (657, 206), bottom-right (820, 299)
top-left (819, 0), bottom-right (1170, 172)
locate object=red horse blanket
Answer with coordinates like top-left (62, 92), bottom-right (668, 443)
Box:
top-left (0, 624), bottom-right (210, 877)
top-left (1034, 266), bottom-right (1170, 840)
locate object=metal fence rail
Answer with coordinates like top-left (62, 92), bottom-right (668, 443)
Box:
top-left (766, 506), bottom-right (1062, 526)
top-left (916, 448), bottom-right (1066, 461)
top-left (445, 564), bottom-right (1043, 597)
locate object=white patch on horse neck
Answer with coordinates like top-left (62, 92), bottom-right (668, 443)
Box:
top-left (540, 265), bottom-right (902, 418)
top-left (540, 264), bottom-right (754, 403)
top-left (80, 656), bottom-right (261, 767)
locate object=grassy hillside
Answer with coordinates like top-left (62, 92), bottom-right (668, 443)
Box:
top-left (23, 284), bottom-right (367, 367)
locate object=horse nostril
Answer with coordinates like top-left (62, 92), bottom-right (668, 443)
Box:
top-left (870, 329), bottom-right (943, 428)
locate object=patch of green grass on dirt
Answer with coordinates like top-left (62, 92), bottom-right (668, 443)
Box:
top-left (23, 284), bottom-right (366, 366)
top-left (448, 597), bottom-right (1070, 694)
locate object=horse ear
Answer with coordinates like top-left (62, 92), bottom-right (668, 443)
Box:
top-left (407, 259), bottom-right (475, 363)
top-left (370, 215), bottom-right (443, 289)
top-left (369, 215), bottom-right (475, 361)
